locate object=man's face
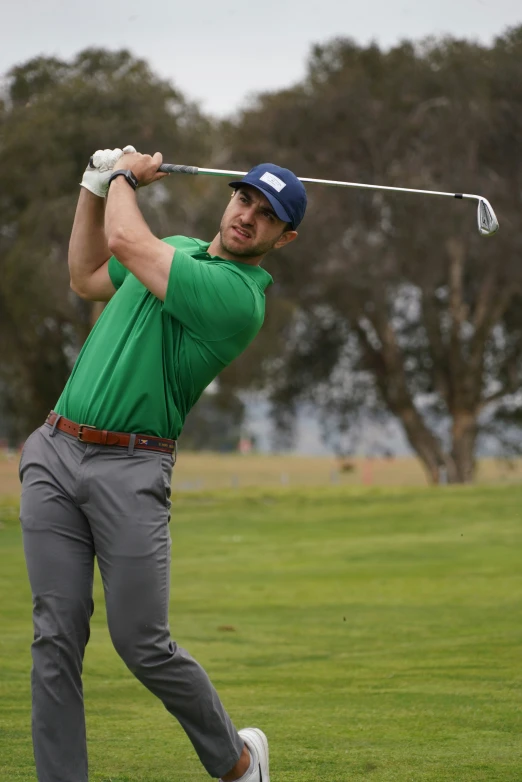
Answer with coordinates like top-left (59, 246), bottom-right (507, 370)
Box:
top-left (218, 185), bottom-right (297, 261)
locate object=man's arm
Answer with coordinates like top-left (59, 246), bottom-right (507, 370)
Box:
top-left (105, 152), bottom-right (173, 300)
top-left (69, 188), bottom-right (115, 301)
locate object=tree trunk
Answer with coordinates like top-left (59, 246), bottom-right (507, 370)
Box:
top-left (449, 410), bottom-right (478, 483)
top-left (396, 407), bottom-right (448, 485)
top-left (397, 407), bottom-right (479, 485)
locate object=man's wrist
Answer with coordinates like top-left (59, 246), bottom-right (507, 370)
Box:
top-left (80, 169), bottom-right (110, 198)
top-left (108, 169), bottom-right (139, 191)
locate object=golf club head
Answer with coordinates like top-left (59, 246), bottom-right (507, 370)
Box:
top-left (477, 198), bottom-right (499, 236)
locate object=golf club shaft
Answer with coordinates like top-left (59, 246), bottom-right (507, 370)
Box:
top-left (157, 163), bottom-right (499, 235)
top-left (158, 163), bottom-right (478, 204)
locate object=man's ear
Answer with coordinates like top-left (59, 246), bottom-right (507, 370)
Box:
top-left (274, 230), bottom-right (298, 250)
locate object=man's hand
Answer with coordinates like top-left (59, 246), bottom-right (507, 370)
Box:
top-left (112, 151), bottom-right (168, 187)
top-left (80, 145), bottom-right (137, 198)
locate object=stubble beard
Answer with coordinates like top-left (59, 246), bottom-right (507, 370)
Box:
top-left (219, 223), bottom-right (278, 260)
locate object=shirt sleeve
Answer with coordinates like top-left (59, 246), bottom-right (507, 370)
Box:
top-left (108, 256), bottom-right (130, 290)
top-left (164, 249), bottom-right (257, 340)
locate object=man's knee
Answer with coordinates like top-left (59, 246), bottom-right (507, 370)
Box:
top-left (31, 593), bottom-right (93, 676)
top-left (33, 592), bottom-right (93, 644)
top-left (110, 624), bottom-right (175, 675)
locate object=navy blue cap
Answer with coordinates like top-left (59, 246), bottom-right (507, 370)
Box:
top-left (229, 163), bottom-right (307, 229)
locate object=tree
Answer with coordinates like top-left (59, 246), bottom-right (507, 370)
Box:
top-left (223, 28), bottom-right (522, 483)
top-left (0, 49), bottom-right (213, 443)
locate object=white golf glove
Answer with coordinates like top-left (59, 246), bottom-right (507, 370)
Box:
top-left (80, 145), bottom-right (137, 197)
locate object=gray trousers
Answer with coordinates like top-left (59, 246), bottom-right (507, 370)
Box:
top-left (19, 422), bottom-right (243, 781)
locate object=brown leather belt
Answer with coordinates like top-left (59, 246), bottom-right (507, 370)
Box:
top-left (46, 412), bottom-right (176, 454)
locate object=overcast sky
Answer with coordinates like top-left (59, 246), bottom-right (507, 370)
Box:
top-left (2, 0), bottom-right (522, 116)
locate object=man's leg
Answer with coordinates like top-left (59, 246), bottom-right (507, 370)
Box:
top-left (84, 447), bottom-right (245, 779)
top-left (20, 426), bottom-right (95, 782)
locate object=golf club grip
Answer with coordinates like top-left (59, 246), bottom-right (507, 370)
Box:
top-left (159, 164), bottom-right (199, 175)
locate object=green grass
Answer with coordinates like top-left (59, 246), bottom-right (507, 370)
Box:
top-left (1, 485), bottom-right (522, 781)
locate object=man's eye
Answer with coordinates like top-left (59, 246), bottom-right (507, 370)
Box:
top-left (240, 196), bottom-right (248, 203)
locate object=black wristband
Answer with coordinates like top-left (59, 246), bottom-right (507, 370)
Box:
top-left (108, 169), bottom-right (139, 191)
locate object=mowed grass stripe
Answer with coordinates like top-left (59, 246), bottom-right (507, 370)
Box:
top-left (1, 485), bottom-right (521, 781)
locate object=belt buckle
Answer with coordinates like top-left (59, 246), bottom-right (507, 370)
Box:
top-left (78, 424), bottom-right (96, 442)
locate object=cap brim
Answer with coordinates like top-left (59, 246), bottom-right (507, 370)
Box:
top-left (229, 179), bottom-right (292, 225)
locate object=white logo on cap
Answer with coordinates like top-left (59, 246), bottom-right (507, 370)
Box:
top-left (260, 171), bottom-right (286, 192)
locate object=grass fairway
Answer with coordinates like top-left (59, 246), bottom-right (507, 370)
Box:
top-left (1, 485), bottom-right (521, 781)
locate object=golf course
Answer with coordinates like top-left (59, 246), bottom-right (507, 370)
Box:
top-left (1, 471), bottom-right (521, 781)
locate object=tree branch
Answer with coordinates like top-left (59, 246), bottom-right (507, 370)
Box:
top-left (478, 350), bottom-right (521, 411)
top-left (472, 269), bottom-right (496, 332)
top-left (355, 314), bottom-right (450, 483)
top-left (421, 290), bottom-right (450, 403)
top-left (468, 287), bottom-right (515, 394)
top-left (446, 237), bottom-right (467, 382)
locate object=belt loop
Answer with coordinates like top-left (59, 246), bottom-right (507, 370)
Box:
top-left (127, 433), bottom-right (136, 456)
top-left (49, 414), bottom-right (62, 437)
top-left (173, 440), bottom-right (178, 465)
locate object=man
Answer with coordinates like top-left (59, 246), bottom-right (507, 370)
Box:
top-left (19, 145), bottom-right (307, 782)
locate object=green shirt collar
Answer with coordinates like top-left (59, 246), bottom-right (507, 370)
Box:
top-left (192, 241), bottom-right (273, 291)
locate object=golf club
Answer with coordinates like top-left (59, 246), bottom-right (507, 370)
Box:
top-left (158, 163), bottom-right (500, 237)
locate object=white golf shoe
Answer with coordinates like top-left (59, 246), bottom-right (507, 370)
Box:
top-left (238, 727), bottom-right (270, 782)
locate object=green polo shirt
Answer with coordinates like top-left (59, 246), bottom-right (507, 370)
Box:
top-left (54, 236), bottom-right (273, 439)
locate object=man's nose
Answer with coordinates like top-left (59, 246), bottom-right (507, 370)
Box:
top-left (240, 205), bottom-right (256, 224)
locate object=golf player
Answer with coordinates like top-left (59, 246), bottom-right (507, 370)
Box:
top-left (18, 146), bottom-right (307, 782)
